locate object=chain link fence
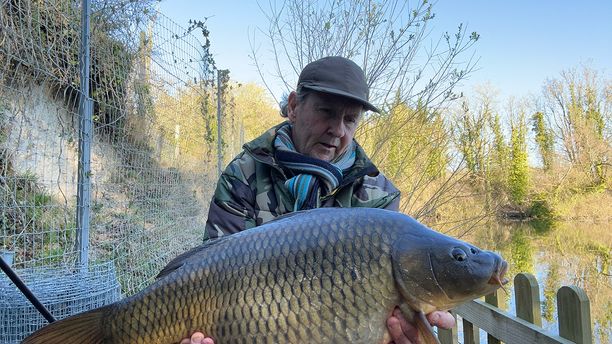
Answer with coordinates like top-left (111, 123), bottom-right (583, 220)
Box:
top-left (0, 1), bottom-right (220, 341)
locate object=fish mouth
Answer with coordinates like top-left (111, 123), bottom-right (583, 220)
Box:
top-left (488, 259), bottom-right (510, 292)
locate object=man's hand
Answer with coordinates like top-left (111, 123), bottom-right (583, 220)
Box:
top-left (387, 308), bottom-right (456, 344)
top-left (179, 309), bottom-right (455, 344)
top-left (179, 333), bottom-right (213, 344)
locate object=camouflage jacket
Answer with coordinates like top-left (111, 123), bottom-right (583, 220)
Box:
top-left (204, 122), bottom-right (400, 239)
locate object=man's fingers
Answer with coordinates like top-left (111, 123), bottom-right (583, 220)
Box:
top-left (387, 315), bottom-right (411, 344)
top-left (391, 307), bottom-right (411, 328)
top-left (177, 332), bottom-right (213, 344)
top-left (387, 307), bottom-right (418, 344)
top-left (426, 311), bottom-right (456, 329)
top-left (190, 332), bottom-right (205, 344)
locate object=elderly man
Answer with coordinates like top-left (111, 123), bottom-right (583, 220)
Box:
top-left (181, 56), bottom-right (454, 344)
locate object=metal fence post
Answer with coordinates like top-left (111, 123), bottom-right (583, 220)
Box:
top-left (76, 0), bottom-right (93, 268)
top-left (216, 70), bottom-right (223, 177)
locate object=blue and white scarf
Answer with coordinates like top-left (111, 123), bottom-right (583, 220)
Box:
top-left (274, 123), bottom-right (356, 211)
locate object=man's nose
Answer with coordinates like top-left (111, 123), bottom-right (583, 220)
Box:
top-left (327, 117), bottom-right (345, 137)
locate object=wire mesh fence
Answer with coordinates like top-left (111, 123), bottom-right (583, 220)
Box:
top-left (0, 1), bottom-right (220, 341)
top-left (0, 262), bottom-right (121, 343)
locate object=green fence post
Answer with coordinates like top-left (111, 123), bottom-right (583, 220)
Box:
top-left (514, 273), bottom-right (542, 326)
top-left (557, 286), bottom-right (592, 344)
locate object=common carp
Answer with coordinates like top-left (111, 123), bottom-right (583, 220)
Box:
top-left (22, 208), bottom-right (508, 344)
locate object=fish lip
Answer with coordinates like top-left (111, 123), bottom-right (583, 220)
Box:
top-left (488, 258), bottom-right (510, 286)
top-left (499, 259), bottom-right (509, 284)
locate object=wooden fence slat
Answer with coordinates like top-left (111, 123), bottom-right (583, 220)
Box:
top-left (485, 289), bottom-right (505, 344)
top-left (557, 286), bottom-right (592, 344)
top-left (514, 273), bottom-right (542, 326)
top-left (485, 288), bottom-right (506, 309)
top-left (462, 318), bottom-right (480, 344)
top-left (456, 300), bottom-right (574, 344)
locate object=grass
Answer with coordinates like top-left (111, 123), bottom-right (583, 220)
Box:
top-left (554, 188), bottom-right (612, 222)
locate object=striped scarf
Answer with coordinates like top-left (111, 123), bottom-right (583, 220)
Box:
top-left (274, 123), bottom-right (356, 211)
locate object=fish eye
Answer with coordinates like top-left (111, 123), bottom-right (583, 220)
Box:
top-left (451, 248), bottom-right (468, 262)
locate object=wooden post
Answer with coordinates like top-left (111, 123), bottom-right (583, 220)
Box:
top-left (462, 318), bottom-right (480, 344)
top-left (438, 310), bottom-right (458, 344)
top-left (557, 286), bottom-right (592, 344)
top-left (485, 289), bottom-right (505, 344)
top-left (514, 273), bottom-right (542, 326)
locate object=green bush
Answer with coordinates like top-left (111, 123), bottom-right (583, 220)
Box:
top-left (528, 196), bottom-right (558, 233)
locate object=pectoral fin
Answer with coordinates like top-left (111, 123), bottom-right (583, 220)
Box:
top-left (414, 310), bottom-right (441, 344)
top-left (396, 303), bottom-right (440, 344)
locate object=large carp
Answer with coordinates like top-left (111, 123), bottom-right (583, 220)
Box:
top-left (22, 208), bottom-right (508, 344)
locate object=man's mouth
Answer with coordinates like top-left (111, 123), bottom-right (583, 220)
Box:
top-left (320, 143), bottom-right (336, 150)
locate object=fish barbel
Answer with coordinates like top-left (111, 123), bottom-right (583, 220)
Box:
top-left (22, 208), bottom-right (508, 344)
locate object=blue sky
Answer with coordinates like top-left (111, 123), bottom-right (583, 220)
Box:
top-left (158, 1), bottom-right (611, 102)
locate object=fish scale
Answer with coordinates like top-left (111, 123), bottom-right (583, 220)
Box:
top-left (22, 208), bottom-right (507, 344)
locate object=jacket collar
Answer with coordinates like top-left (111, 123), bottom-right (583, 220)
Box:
top-left (243, 121), bottom-right (380, 181)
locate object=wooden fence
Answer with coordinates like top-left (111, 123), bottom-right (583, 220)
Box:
top-left (438, 273), bottom-right (593, 344)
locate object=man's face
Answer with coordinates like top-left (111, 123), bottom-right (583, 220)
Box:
top-left (287, 91), bottom-right (363, 161)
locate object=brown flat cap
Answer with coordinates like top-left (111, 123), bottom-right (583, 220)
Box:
top-left (297, 56), bottom-right (380, 113)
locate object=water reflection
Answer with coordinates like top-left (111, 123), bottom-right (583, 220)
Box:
top-left (510, 229), bottom-right (535, 275)
top-left (462, 220), bottom-right (611, 344)
top-left (543, 261), bottom-right (560, 323)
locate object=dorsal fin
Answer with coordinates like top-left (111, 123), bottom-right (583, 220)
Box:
top-left (156, 236), bottom-right (230, 279)
top-left (156, 209), bottom-right (321, 279)
top-left (156, 211), bottom-right (311, 280)
top-left (264, 209), bottom-right (310, 224)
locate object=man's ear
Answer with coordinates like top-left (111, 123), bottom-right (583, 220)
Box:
top-left (287, 91), bottom-right (298, 122)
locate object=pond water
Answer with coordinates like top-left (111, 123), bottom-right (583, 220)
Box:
top-left (461, 220), bottom-right (611, 343)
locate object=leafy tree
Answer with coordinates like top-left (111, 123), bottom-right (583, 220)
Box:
top-left (456, 101), bottom-right (487, 177)
top-left (531, 111), bottom-right (554, 170)
top-left (152, 82), bottom-right (212, 167)
top-left (488, 112), bottom-right (508, 190)
top-left (219, 83), bottom-right (284, 161)
top-left (454, 85), bottom-right (499, 185)
top-left (230, 83), bottom-right (283, 144)
top-left (452, 86), bottom-right (512, 213)
top-left (360, 99), bottom-right (455, 220)
top-left (508, 108), bottom-right (529, 205)
top-left (540, 66), bottom-right (610, 187)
